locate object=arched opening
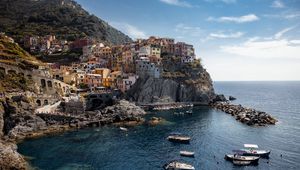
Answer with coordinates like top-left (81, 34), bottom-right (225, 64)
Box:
top-left (18, 72), bottom-right (25, 77)
top-left (8, 70), bottom-right (17, 75)
top-left (44, 100), bottom-right (48, 105)
top-left (27, 75), bottom-right (32, 80)
top-left (41, 79), bottom-right (46, 88)
top-left (36, 100), bottom-right (41, 106)
top-left (63, 86), bottom-right (66, 92)
top-left (0, 67), bottom-right (5, 74)
top-left (47, 80), bottom-right (53, 88)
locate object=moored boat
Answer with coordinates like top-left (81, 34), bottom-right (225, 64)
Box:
top-left (185, 110), bottom-right (193, 114)
top-left (167, 133), bottom-right (190, 144)
top-left (180, 151), bottom-right (195, 157)
top-left (119, 127), bottom-right (128, 131)
top-left (232, 160), bottom-right (252, 166)
top-left (240, 144), bottom-right (271, 158)
top-left (225, 154), bottom-right (260, 165)
top-left (163, 161), bottom-right (195, 170)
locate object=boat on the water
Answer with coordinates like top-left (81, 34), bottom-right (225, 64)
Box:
top-left (163, 161), bottom-right (195, 170)
top-left (233, 160), bottom-right (252, 166)
top-left (119, 127), bottom-right (128, 131)
top-left (185, 110), bottom-right (193, 114)
top-left (239, 144), bottom-right (271, 158)
top-left (180, 151), bottom-right (195, 157)
top-left (225, 154), bottom-right (260, 165)
top-left (167, 133), bottom-right (190, 144)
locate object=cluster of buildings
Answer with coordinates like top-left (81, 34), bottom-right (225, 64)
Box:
top-left (23, 35), bottom-right (94, 54)
top-left (39, 36), bottom-right (197, 93)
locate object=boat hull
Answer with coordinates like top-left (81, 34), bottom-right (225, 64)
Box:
top-left (225, 154), bottom-right (260, 165)
top-left (242, 150), bottom-right (271, 158)
top-left (167, 136), bottom-right (190, 144)
top-left (163, 161), bottom-right (195, 170)
top-left (180, 151), bottom-right (195, 157)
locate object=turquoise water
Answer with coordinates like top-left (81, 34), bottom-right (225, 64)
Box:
top-left (18, 81), bottom-right (300, 169)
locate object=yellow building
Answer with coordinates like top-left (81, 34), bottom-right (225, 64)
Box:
top-left (110, 71), bottom-right (122, 88)
top-left (92, 68), bottom-right (111, 78)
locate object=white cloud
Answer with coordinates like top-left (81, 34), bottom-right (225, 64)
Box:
top-left (204, 0), bottom-right (236, 3)
top-left (290, 40), bottom-right (300, 44)
top-left (201, 31), bottom-right (244, 42)
top-left (207, 14), bottom-right (259, 23)
top-left (221, 0), bottom-right (236, 3)
top-left (271, 0), bottom-right (285, 8)
top-left (159, 0), bottom-right (192, 7)
top-left (263, 11), bottom-right (300, 19)
top-left (274, 27), bottom-right (295, 39)
top-left (110, 22), bottom-right (147, 39)
top-left (175, 23), bottom-right (203, 36)
top-left (220, 39), bottom-right (300, 59)
top-left (209, 32), bottom-right (244, 38)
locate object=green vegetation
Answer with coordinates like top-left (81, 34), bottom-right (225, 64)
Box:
top-left (0, 71), bottom-right (34, 93)
top-left (37, 49), bottom-right (82, 65)
top-left (0, 34), bottom-right (41, 69)
top-left (0, 0), bottom-right (132, 46)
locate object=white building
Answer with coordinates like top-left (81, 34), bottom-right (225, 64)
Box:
top-left (118, 74), bottom-right (139, 92)
top-left (138, 45), bottom-right (151, 58)
top-left (136, 58), bottom-right (160, 78)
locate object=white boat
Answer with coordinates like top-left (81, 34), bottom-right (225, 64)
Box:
top-left (240, 144), bottom-right (271, 158)
top-left (225, 154), bottom-right (260, 164)
top-left (167, 133), bottom-right (190, 144)
top-left (164, 161), bottom-right (195, 170)
top-left (233, 160), bottom-right (252, 166)
top-left (119, 127), bottom-right (128, 131)
top-left (180, 151), bottom-right (195, 157)
top-left (185, 110), bottom-right (192, 114)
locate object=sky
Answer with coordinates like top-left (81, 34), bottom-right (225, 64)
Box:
top-left (76, 0), bottom-right (300, 81)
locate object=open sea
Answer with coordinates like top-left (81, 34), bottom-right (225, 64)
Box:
top-left (18, 81), bottom-right (300, 170)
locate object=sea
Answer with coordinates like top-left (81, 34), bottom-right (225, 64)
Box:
top-left (18, 81), bottom-right (300, 170)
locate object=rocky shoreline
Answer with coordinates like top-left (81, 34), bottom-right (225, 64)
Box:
top-left (0, 94), bottom-right (279, 169)
top-left (211, 101), bottom-right (277, 126)
top-left (0, 98), bottom-right (146, 169)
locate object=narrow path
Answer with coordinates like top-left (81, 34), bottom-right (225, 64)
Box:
top-left (35, 101), bottom-right (61, 114)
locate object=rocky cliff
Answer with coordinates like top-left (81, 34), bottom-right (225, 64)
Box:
top-left (0, 0), bottom-right (132, 45)
top-left (127, 59), bottom-right (215, 104)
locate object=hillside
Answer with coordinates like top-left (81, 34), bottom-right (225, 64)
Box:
top-left (0, 34), bottom-right (41, 69)
top-left (0, 0), bottom-right (132, 45)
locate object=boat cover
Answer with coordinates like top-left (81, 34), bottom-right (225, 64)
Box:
top-left (244, 144), bottom-right (258, 148)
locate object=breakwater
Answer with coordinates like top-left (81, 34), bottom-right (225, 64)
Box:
top-left (211, 101), bottom-right (277, 126)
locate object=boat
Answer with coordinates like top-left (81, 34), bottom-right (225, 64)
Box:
top-left (119, 127), bottom-right (128, 131)
top-left (185, 110), bottom-right (192, 114)
top-left (225, 154), bottom-right (260, 165)
top-left (180, 151), bottom-right (195, 157)
top-left (232, 160), bottom-right (252, 166)
top-left (167, 133), bottom-right (190, 144)
top-left (163, 161), bottom-right (195, 170)
top-left (239, 144), bottom-right (271, 158)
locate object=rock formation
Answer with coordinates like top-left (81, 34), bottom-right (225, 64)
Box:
top-left (0, 141), bottom-right (28, 170)
top-left (127, 70), bottom-right (215, 104)
top-left (211, 102), bottom-right (277, 126)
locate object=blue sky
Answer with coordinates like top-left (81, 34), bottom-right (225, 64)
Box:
top-left (76, 0), bottom-right (300, 81)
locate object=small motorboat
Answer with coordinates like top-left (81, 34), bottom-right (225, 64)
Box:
top-left (233, 160), bottom-right (252, 166)
top-left (163, 161), bottom-right (195, 170)
top-left (119, 127), bottom-right (128, 131)
top-left (180, 151), bottom-right (195, 157)
top-left (239, 144), bottom-right (271, 158)
top-left (225, 154), bottom-right (260, 165)
top-left (167, 133), bottom-right (190, 144)
top-left (185, 110), bottom-right (192, 114)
